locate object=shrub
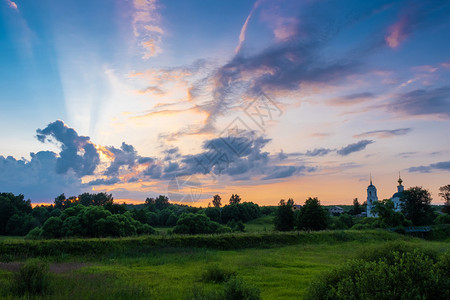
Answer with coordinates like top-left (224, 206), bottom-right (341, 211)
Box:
top-left (201, 265), bottom-right (235, 283)
top-left (306, 246), bottom-right (449, 299)
top-left (25, 227), bottom-right (43, 239)
top-left (10, 259), bottom-right (52, 296)
top-left (223, 277), bottom-right (261, 300)
top-left (435, 213), bottom-right (450, 225)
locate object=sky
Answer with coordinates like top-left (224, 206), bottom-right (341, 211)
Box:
top-left (1, 0), bottom-right (450, 206)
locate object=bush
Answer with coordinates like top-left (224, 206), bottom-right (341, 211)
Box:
top-left (306, 245), bottom-right (449, 299)
top-left (10, 259), bottom-right (52, 296)
top-left (435, 213), bottom-right (450, 225)
top-left (223, 277), bottom-right (261, 300)
top-left (201, 265), bottom-right (235, 283)
top-left (25, 227), bottom-right (43, 239)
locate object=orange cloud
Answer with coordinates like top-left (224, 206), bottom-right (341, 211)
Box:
top-left (132, 0), bottom-right (163, 58)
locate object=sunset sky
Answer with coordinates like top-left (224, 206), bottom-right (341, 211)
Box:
top-left (1, 0), bottom-right (449, 206)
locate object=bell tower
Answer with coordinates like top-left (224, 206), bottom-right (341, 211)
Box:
top-left (366, 174), bottom-right (378, 217)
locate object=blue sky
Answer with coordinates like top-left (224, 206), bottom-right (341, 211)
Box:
top-left (1, 0), bottom-right (450, 205)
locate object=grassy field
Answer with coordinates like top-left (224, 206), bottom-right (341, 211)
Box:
top-left (0, 229), bottom-right (448, 299)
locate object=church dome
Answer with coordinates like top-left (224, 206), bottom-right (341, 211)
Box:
top-left (392, 192), bottom-right (403, 199)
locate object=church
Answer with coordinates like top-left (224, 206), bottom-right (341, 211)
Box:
top-left (366, 175), bottom-right (405, 217)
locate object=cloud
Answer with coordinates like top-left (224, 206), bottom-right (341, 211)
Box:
top-left (88, 177), bottom-right (120, 186)
top-left (384, 2), bottom-right (449, 49)
top-left (235, 0), bottom-right (262, 54)
top-left (388, 86), bottom-right (450, 117)
top-left (0, 152), bottom-right (84, 202)
top-left (353, 128), bottom-right (412, 138)
top-left (408, 161), bottom-right (450, 173)
top-left (5, 0), bottom-right (17, 10)
top-left (328, 92), bottom-right (375, 106)
top-left (305, 148), bottom-right (334, 157)
top-left (132, 0), bottom-right (164, 58)
top-left (137, 85), bottom-right (164, 95)
top-left (36, 120), bottom-right (100, 176)
top-left (103, 142), bottom-right (151, 176)
top-left (337, 140), bottom-right (374, 156)
top-left (385, 15), bottom-right (409, 48)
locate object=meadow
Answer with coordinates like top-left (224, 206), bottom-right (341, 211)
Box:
top-left (0, 229), bottom-right (448, 299)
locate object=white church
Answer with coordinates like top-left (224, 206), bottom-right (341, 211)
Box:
top-left (366, 175), bottom-right (405, 217)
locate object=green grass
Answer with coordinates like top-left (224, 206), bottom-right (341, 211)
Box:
top-left (245, 215), bottom-right (275, 232)
top-left (0, 230), bottom-right (448, 299)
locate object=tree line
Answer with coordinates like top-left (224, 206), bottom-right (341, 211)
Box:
top-left (273, 185), bottom-right (450, 232)
top-left (0, 192), bottom-right (267, 238)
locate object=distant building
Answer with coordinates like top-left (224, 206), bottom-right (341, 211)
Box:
top-left (366, 174), bottom-right (406, 217)
top-left (366, 176), bottom-right (378, 217)
top-left (292, 204), bottom-right (302, 211)
top-left (328, 206), bottom-right (344, 216)
top-left (391, 175), bottom-right (404, 211)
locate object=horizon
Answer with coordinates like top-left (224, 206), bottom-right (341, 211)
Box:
top-left (1, 0), bottom-right (450, 206)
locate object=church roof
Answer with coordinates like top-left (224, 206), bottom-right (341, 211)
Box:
top-left (392, 192), bottom-right (403, 199)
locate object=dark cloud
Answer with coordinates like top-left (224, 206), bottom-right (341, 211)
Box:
top-left (305, 148), bottom-right (334, 157)
top-left (408, 161), bottom-right (450, 173)
top-left (337, 140), bottom-right (374, 156)
top-left (353, 128), bottom-right (412, 138)
top-left (88, 177), bottom-right (120, 186)
top-left (0, 152), bottom-right (83, 202)
top-left (36, 120), bottom-right (100, 176)
top-left (388, 86), bottom-right (450, 117)
top-left (262, 166), bottom-right (298, 180)
top-left (328, 92), bottom-right (375, 106)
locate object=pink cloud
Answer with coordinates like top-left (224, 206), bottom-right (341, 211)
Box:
top-left (6, 0), bottom-right (18, 10)
top-left (235, 0), bottom-right (262, 54)
top-left (385, 17), bottom-right (408, 48)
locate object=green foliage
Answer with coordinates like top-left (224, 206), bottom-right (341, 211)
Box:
top-left (439, 185), bottom-right (450, 214)
top-left (26, 227), bottom-right (43, 239)
top-left (37, 204), bottom-right (155, 238)
top-left (329, 214), bottom-right (354, 230)
top-left (221, 202), bottom-right (260, 224)
top-left (54, 192), bottom-right (113, 210)
top-left (348, 198), bottom-right (362, 215)
top-left (274, 199), bottom-right (294, 231)
top-left (205, 207), bottom-right (222, 223)
top-left (173, 213), bottom-right (230, 234)
top-left (201, 265), bottom-right (235, 283)
top-left (435, 214), bottom-right (450, 225)
top-left (42, 216), bottom-right (63, 238)
top-left (296, 197), bottom-right (328, 231)
top-left (10, 259), bottom-right (52, 296)
top-left (0, 193), bottom-right (35, 235)
top-left (306, 245), bottom-right (449, 300)
top-left (401, 186), bottom-right (435, 225)
top-left (222, 276), bottom-right (261, 300)
top-left (145, 195), bottom-right (170, 211)
top-left (372, 199), bottom-right (412, 227)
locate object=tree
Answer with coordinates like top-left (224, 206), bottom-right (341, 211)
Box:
top-left (229, 194), bottom-right (241, 205)
top-left (172, 213), bottom-right (229, 234)
top-left (401, 187), bottom-right (434, 226)
top-left (274, 199), bottom-right (294, 231)
top-left (212, 194), bottom-right (222, 208)
top-left (296, 197), bottom-right (328, 231)
top-left (372, 199), bottom-right (411, 228)
top-left (349, 198), bottom-right (362, 215)
top-left (145, 195), bottom-right (170, 210)
top-left (439, 185), bottom-right (450, 214)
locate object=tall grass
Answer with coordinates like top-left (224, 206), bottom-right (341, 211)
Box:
top-left (0, 230), bottom-right (403, 260)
